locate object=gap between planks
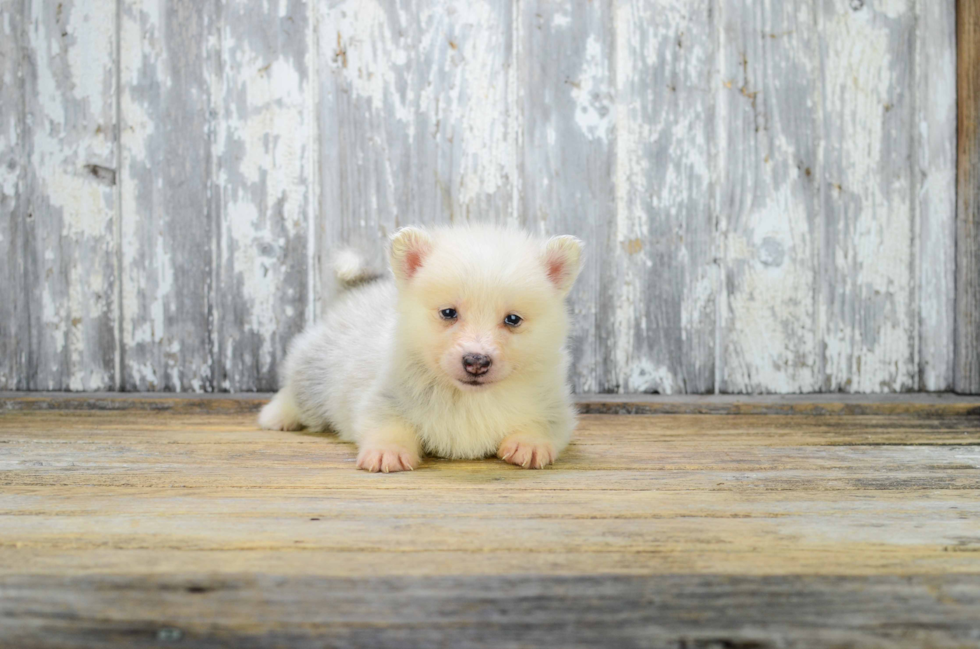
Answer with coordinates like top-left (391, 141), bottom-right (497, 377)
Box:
top-left (1, 392), bottom-right (979, 416)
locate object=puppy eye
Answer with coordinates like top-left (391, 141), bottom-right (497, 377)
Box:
top-left (504, 314), bottom-right (523, 327)
top-left (439, 308), bottom-right (458, 320)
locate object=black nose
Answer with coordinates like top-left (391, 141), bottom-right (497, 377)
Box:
top-left (462, 354), bottom-right (492, 376)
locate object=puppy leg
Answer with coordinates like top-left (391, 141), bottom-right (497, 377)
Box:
top-left (497, 430), bottom-right (559, 469)
top-left (258, 388), bottom-right (304, 431)
top-left (356, 419), bottom-right (421, 473)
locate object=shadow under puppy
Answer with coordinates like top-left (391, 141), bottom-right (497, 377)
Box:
top-left (259, 225), bottom-right (583, 472)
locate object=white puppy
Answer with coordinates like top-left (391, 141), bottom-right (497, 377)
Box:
top-left (259, 225), bottom-right (583, 472)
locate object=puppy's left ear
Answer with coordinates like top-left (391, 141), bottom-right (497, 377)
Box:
top-left (542, 235), bottom-right (584, 295)
top-left (390, 226), bottom-right (433, 284)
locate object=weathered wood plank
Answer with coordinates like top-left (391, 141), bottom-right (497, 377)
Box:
top-left (214, 0), bottom-right (313, 391)
top-left (317, 0), bottom-right (517, 301)
top-left (519, 1), bottom-right (613, 393)
top-left (119, 0), bottom-right (215, 391)
top-left (0, 0), bottom-right (27, 390)
top-left (957, 0), bottom-right (980, 393)
top-left (2, 409), bottom-right (980, 647)
top-left (917, 0), bottom-right (957, 391)
top-left (605, 0), bottom-right (716, 394)
top-left (3, 392), bottom-right (980, 416)
top-left (3, 574), bottom-right (980, 649)
top-left (1, 412), bottom-right (979, 578)
top-left (717, 0), bottom-right (820, 393)
top-left (19, 0), bottom-right (118, 390)
top-left (819, 0), bottom-right (916, 392)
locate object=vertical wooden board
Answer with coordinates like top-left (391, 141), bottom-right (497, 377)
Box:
top-left (214, 0), bottom-right (313, 391)
top-left (916, 0), bottom-right (956, 392)
top-left (119, 0), bottom-right (214, 391)
top-left (318, 0), bottom-right (517, 302)
top-left (21, 0), bottom-right (118, 390)
top-left (716, 1), bottom-right (821, 393)
top-left (519, 1), bottom-right (613, 393)
top-left (604, 0), bottom-right (715, 394)
top-left (819, 0), bottom-right (916, 392)
top-left (0, 1), bottom-right (27, 389)
top-left (957, 0), bottom-right (980, 393)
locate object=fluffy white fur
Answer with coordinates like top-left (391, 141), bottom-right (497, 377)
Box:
top-left (259, 225), bottom-right (584, 473)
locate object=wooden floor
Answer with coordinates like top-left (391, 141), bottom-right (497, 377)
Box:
top-left (2, 397), bottom-right (980, 648)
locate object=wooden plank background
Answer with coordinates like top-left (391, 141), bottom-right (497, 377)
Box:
top-left (958, 0), bottom-right (980, 393)
top-left (0, 0), bottom-right (965, 394)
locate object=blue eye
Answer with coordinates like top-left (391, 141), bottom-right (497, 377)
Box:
top-left (440, 308), bottom-right (458, 320)
top-left (504, 314), bottom-right (523, 327)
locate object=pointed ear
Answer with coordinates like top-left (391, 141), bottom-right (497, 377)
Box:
top-left (389, 227), bottom-right (433, 283)
top-left (542, 235), bottom-right (584, 295)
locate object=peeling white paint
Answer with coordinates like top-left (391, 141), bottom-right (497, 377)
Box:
top-left (629, 360), bottom-right (677, 395)
top-left (217, 3), bottom-right (312, 387)
top-left (821, 1), bottom-right (915, 392)
top-left (570, 35), bottom-right (613, 142)
top-left (25, 0), bottom-right (117, 391)
top-left (327, 0), bottom-right (412, 128)
top-left (916, 1), bottom-right (957, 391)
top-left (5, 0), bottom-right (958, 394)
top-left (612, 0), bottom-right (649, 392)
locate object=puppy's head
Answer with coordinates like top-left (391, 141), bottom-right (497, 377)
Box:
top-left (389, 226), bottom-right (583, 392)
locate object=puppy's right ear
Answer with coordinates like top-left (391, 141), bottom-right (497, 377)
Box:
top-left (389, 227), bottom-right (432, 283)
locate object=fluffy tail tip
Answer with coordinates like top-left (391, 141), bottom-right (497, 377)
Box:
top-left (333, 249), bottom-right (381, 290)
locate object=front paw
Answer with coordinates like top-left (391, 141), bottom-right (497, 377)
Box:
top-left (497, 434), bottom-right (556, 469)
top-left (356, 444), bottom-right (420, 473)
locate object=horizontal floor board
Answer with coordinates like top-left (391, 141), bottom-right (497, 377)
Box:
top-left (3, 393), bottom-right (980, 416)
top-left (3, 574), bottom-right (980, 649)
top-left (2, 407), bottom-right (979, 646)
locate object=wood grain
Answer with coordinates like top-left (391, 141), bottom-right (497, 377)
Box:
top-left (519, 0), bottom-right (613, 393)
top-left (604, 0), bottom-right (716, 394)
top-left (5, 392), bottom-right (980, 416)
top-left (0, 0), bottom-right (27, 390)
top-left (0, 0), bottom-right (965, 395)
top-left (819, 0), bottom-right (917, 392)
top-left (20, 0), bottom-right (118, 391)
top-left (918, 0), bottom-right (957, 391)
top-left (957, 0), bottom-right (980, 393)
top-left (317, 0), bottom-right (517, 304)
top-left (1, 409), bottom-right (979, 646)
top-left (3, 575), bottom-right (980, 649)
top-left (717, 0), bottom-right (820, 393)
top-left (119, 0), bottom-right (215, 391)
top-left (214, 0), bottom-right (313, 391)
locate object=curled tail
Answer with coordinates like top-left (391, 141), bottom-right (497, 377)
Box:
top-left (332, 248), bottom-right (383, 292)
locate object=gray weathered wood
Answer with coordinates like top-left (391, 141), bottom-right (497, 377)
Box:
top-left (603, 0), bottom-right (716, 394)
top-left (819, 0), bottom-right (917, 392)
top-left (519, 1), bottom-right (613, 393)
top-left (917, 0), bottom-right (957, 391)
top-left (119, 0), bottom-right (215, 391)
top-left (3, 391), bottom-right (980, 416)
top-left (0, 0), bottom-right (965, 395)
top-left (317, 0), bottom-right (517, 304)
top-left (3, 574), bottom-right (980, 649)
top-left (214, 0), bottom-right (313, 391)
top-left (18, 0), bottom-right (118, 391)
top-left (717, 0), bottom-right (821, 393)
top-left (957, 0), bottom-right (980, 394)
top-left (0, 0), bottom-right (27, 390)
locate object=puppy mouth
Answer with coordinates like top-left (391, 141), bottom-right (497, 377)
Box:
top-left (455, 378), bottom-right (493, 389)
